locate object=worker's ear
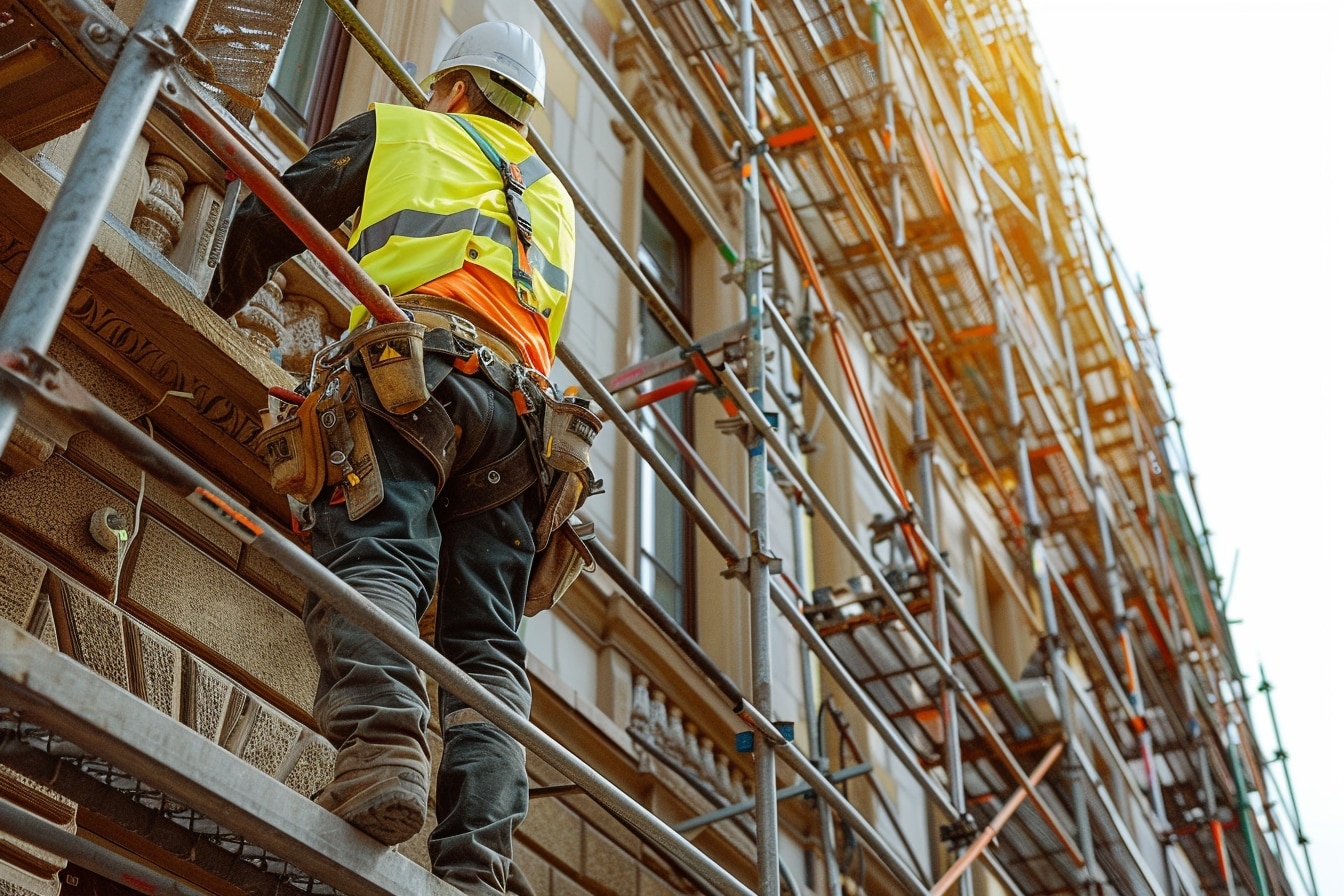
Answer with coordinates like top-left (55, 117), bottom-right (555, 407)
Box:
top-left (445, 78), bottom-right (470, 113)
top-left (428, 77), bottom-right (465, 114)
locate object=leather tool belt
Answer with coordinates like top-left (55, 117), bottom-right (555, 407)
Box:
top-left (256, 296), bottom-right (603, 615)
top-left (398, 293), bottom-right (523, 368)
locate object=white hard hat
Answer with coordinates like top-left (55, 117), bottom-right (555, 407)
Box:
top-left (421, 21), bottom-right (546, 124)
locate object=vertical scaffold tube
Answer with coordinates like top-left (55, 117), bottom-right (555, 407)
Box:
top-left (1070, 165), bottom-right (1194, 807)
top-left (888, 0), bottom-right (968, 885)
top-left (0, 0), bottom-right (199, 453)
top-left (738, 2), bottom-right (779, 893)
top-left (957, 55), bottom-right (1100, 889)
top-left (912, 348), bottom-right (971, 894)
top-left (1034, 97), bottom-right (1107, 896)
top-left (786, 405), bottom-right (841, 896)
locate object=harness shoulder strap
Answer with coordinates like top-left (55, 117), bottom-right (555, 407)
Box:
top-left (447, 113), bottom-right (541, 313)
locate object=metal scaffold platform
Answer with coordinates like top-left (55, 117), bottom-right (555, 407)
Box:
top-left (0, 621), bottom-right (451, 896)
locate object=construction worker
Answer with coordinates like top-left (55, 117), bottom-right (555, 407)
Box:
top-left (208, 21), bottom-right (575, 896)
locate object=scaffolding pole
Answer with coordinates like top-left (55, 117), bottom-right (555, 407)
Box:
top-left (651, 401), bottom-right (934, 888)
top-left (929, 741), bottom-right (1065, 896)
top-left (1258, 669), bottom-right (1319, 896)
top-left (955, 51), bottom-right (1096, 888)
top-left (734, 4), bottom-right (781, 893)
top-left (911, 342), bottom-right (972, 891)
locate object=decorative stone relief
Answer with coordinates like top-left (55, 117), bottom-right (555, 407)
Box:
top-left (0, 421), bottom-right (55, 479)
top-left (232, 270), bottom-right (288, 354)
top-left (0, 538), bottom-right (45, 628)
top-left (231, 270), bottom-right (335, 375)
top-left (240, 702), bottom-right (303, 778)
top-left (57, 581), bottom-right (130, 691)
top-left (28, 569), bottom-right (329, 796)
top-left (64, 290), bottom-right (266, 450)
top-left (36, 609), bottom-right (57, 653)
top-left (126, 520), bottom-right (319, 710)
top-left (629, 674), bottom-right (745, 804)
top-left (128, 621), bottom-right (182, 719)
top-left (277, 294), bottom-right (332, 374)
top-left (185, 654), bottom-right (232, 743)
top-left (131, 153), bottom-right (187, 254)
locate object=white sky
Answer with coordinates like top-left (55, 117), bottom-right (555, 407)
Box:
top-left (1023, 1), bottom-right (1343, 891)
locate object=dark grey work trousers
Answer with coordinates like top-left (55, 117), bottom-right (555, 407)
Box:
top-left (302, 363), bottom-right (538, 896)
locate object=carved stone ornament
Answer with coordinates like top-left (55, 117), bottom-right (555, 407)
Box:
top-left (233, 270), bottom-right (287, 354)
top-left (132, 153), bottom-right (188, 254)
top-left (277, 295), bottom-right (332, 374)
top-left (631, 673), bottom-right (743, 803)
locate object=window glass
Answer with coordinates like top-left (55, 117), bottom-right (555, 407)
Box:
top-left (269, 0), bottom-right (336, 136)
top-left (637, 191), bottom-right (694, 629)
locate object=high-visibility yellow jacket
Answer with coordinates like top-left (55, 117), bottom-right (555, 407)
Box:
top-left (348, 104), bottom-right (576, 355)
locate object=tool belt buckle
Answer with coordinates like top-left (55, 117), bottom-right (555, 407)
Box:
top-left (446, 314), bottom-right (477, 346)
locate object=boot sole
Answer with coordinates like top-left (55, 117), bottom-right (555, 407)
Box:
top-left (320, 781), bottom-right (427, 846)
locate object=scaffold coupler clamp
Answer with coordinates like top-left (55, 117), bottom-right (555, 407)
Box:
top-left (684, 343), bottom-right (741, 421)
top-left (939, 813), bottom-right (978, 851)
top-left (720, 546), bottom-right (782, 584)
top-left (734, 721), bottom-right (794, 754)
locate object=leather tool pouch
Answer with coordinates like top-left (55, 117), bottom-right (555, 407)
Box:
top-left (525, 519), bottom-right (595, 618)
top-left (258, 371), bottom-right (384, 519)
top-left (525, 389), bottom-right (603, 617)
top-left (351, 319), bottom-right (430, 414)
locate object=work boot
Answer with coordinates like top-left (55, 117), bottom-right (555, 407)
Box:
top-left (314, 739), bottom-right (429, 846)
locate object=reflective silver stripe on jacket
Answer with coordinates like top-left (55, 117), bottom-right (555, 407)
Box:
top-left (351, 207), bottom-right (571, 296)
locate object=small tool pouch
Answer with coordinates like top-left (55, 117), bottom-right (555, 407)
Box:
top-left (259, 400), bottom-right (326, 505)
top-left (539, 390), bottom-right (602, 474)
top-left (351, 319), bottom-right (430, 414)
top-left (525, 388), bottom-right (604, 616)
top-left (257, 371), bottom-right (385, 519)
top-left (524, 519), bottom-right (595, 617)
top-left (531, 389), bottom-right (602, 550)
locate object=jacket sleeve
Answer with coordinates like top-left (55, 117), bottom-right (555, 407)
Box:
top-left (206, 111), bottom-right (376, 319)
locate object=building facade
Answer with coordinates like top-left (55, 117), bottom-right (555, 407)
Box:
top-left (0, 1), bottom-right (1311, 896)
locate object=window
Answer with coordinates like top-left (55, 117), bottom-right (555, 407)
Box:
top-left (268, 0), bottom-right (350, 141)
top-left (637, 189), bottom-right (695, 630)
